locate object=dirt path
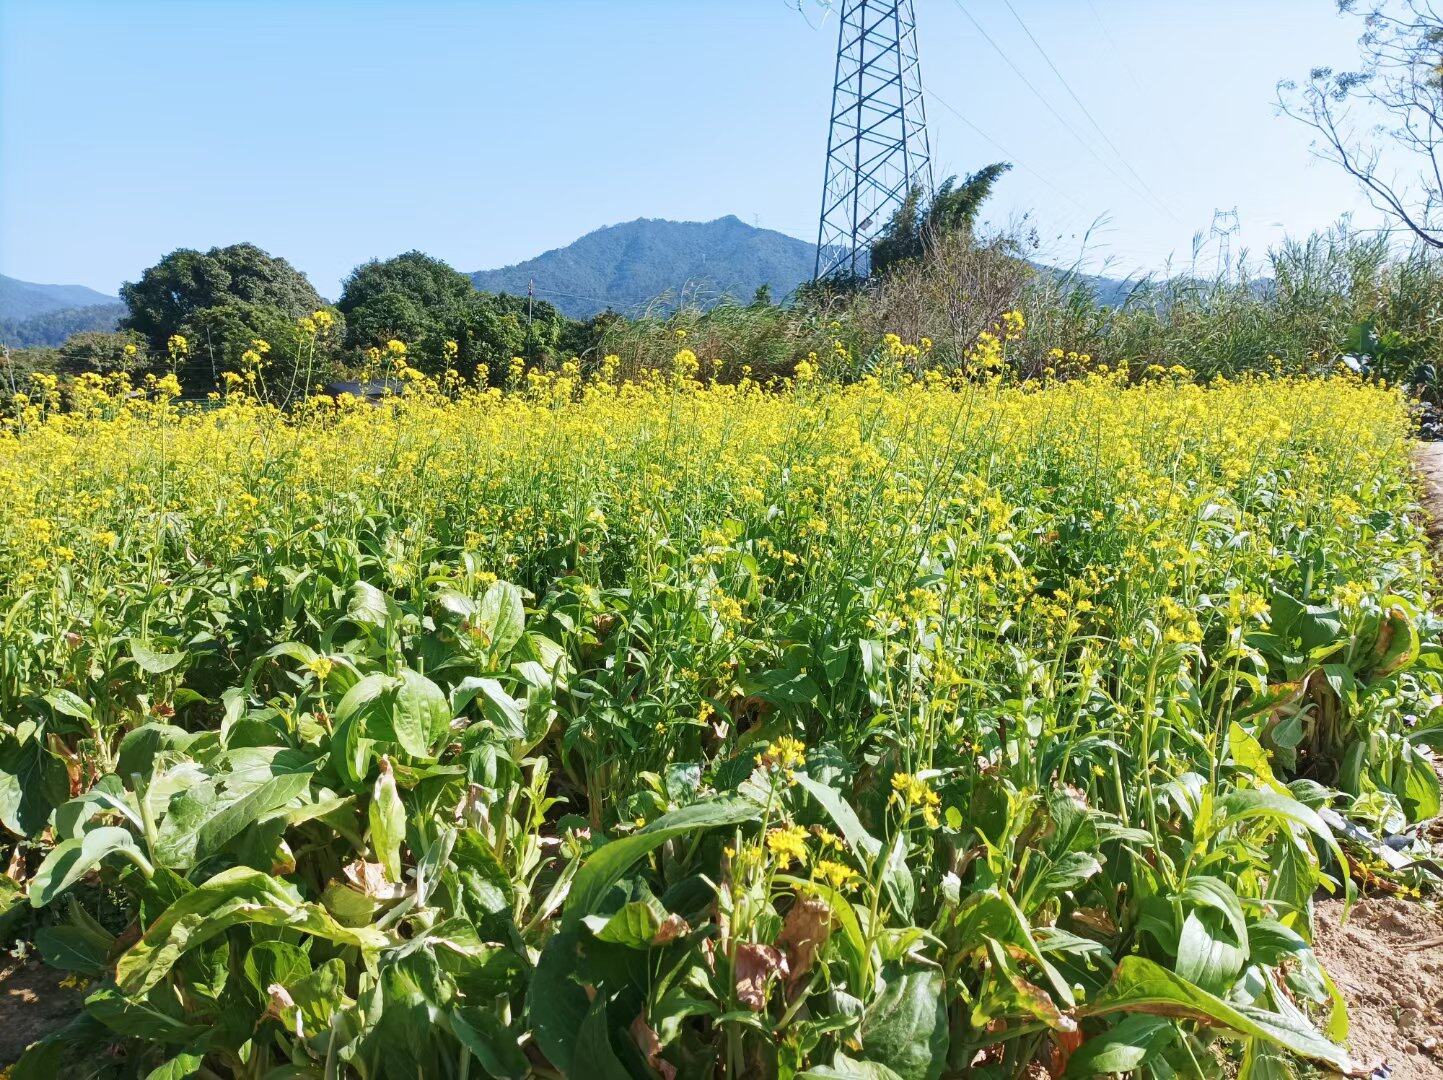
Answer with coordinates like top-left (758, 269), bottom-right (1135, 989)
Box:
top-left (1306, 442), bottom-right (1443, 1080)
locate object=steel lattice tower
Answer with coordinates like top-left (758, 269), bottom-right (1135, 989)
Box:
top-left (815, 0), bottom-right (934, 280)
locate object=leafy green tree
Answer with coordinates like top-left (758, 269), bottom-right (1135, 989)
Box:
top-left (55, 330), bottom-right (151, 375)
top-left (120, 244), bottom-right (326, 392)
top-left (338, 252), bottom-right (581, 377)
top-left (869, 163), bottom-right (1012, 277)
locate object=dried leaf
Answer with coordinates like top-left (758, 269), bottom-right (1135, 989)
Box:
top-left (778, 894), bottom-right (831, 989)
top-left (734, 942), bottom-right (788, 1011)
top-left (630, 1014), bottom-right (677, 1080)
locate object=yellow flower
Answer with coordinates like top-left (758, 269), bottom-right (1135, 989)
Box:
top-left (891, 772), bottom-right (941, 828)
top-left (815, 859), bottom-right (856, 890)
top-left (760, 737), bottom-right (807, 775)
top-left (766, 824), bottom-right (809, 870)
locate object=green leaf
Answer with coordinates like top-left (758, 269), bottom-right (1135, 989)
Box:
top-left (44, 689), bottom-right (93, 723)
top-left (347, 580), bottom-right (394, 630)
top-left (129, 639), bottom-right (186, 674)
top-left (86, 985), bottom-right (203, 1044)
top-left (394, 668), bottom-right (450, 758)
top-left (195, 769), bottom-right (312, 864)
top-left (583, 898), bottom-right (666, 948)
top-left (451, 1006), bottom-right (529, 1080)
top-left (0, 737), bottom-right (70, 838)
top-left (528, 930), bottom-right (590, 1072)
top-left (369, 756), bottom-right (407, 882)
top-left (1083, 956), bottom-right (1353, 1072)
top-left (144, 1052), bottom-right (206, 1080)
top-left (573, 998), bottom-right (634, 1080)
top-left (801, 1056), bottom-right (907, 1079)
top-left (116, 867), bottom-right (387, 997)
top-left (857, 963), bottom-right (948, 1080)
top-left (453, 677), bottom-right (526, 740)
top-left (1178, 876), bottom-right (1249, 946)
top-left (563, 796), bottom-right (759, 931)
top-left (1063, 1015), bottom-right (1174, 1077)
top-left (795, 774), bottom-right (911, 917)
top-left (476, 580), bottom-right (527, 659)
top-left (30, 826), bottom-right (149, 907)
top-left (35, 923), bottom-right (112, 974)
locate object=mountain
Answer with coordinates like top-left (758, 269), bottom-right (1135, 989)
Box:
top-left (0, 273), bottom-right (117, 322)
top-left (470, 216), bottom-right (818, 318)
top-left (0, 303), bottom-right (125, 348)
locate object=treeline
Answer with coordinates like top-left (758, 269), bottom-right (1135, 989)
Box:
top-left (9, 167), bottom-right (1443, 404)
top-left (1, 244), bottom-right (617, 398)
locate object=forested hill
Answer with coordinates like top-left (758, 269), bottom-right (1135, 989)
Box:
top-left (469, 216), bottom-right (819, 317)
top-left (0, 274), bottom-right (122, 347)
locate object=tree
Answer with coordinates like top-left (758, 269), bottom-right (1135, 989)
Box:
top-left (56, 330), bottom-right (151, 376)
top-left (1282, 2), bottom-right (1443, 248)
top-left (869, 163), bottom-right (1012, 277)
top-left (120, 244), bottom-right (326, 391)
top-left (338, 252), bottom-right (581, 377)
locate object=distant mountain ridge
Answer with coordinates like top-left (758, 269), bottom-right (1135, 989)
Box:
top-left (0, 274), bottom-right (122, 348)
top-left (470, 216), bottom-right (819, 318)
top-left (0, 273), bottom-right (117, 322)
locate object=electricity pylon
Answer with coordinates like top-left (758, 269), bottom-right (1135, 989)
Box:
top-left (815, 0), bottom-right (934, 280)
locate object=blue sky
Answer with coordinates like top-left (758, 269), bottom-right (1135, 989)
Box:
top-left (0, 0), bottom-right (1375, 297)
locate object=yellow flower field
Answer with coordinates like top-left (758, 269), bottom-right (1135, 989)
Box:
top-left (0, 364), bottom-right (1435, 1077)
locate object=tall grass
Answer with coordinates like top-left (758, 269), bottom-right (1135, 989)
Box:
top-left (598, 226), bottom-right (1443, 396)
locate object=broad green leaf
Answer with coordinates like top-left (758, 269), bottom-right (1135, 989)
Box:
top-left (369, 757), bottom-right (406, 882)
top-left (857, 962), bottom-right (948, 1080)
top-left (129, 639), bottom-right (186, 674)
top-left (347, 580), bottom-right (393, 630)
top-left (35, 923), bottom-right (112, 974)
top-left (795, 774), bottom-right (911, 917)
top-left (1063, 1015), bottom-right (1174, 1077)
top-left (800, 1055), bottom-right (906, 1080)
top-left (528, 930), bottom-right (590, 1072)
top-left (1084, 956), bottom-right (1353, 1071)
top-left (563, 796), bottom-right (760, 930)
top-left (453, 676), bottom-right (526, 739)
top-left (195, 769), bottom-right (312, 864)
top-left (476, 580), bottom-right (527, 659)
top-left (44, 689), bottom-right (92, 722)
top-left (86, 985), bottom-right (203, 1044)
top-left (30, 826), bottom-right (150, 907)
top-left (451, 1006), bottom-right (529, 1080)
top-left (394, 668), bottom-right (450, 758)
top-left (583, 898), bottom-right (666, 948)
top-left (0, 738), bottom-right (70, 838)
top-left (116, 866), bottom-right (387, 996)
top-left (573, 998), bottom-right (634, 1080)
top-left (144, 1052), bottom-right (206, 1080)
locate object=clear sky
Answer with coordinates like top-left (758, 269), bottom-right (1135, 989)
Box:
top-left (0, 0), bottom-right (1378, 298)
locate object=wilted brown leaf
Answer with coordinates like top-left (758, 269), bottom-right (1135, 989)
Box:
top-left (734, 942), bottom-right (788, 1011)
top-left (778, 895), bottom-right (831, 990)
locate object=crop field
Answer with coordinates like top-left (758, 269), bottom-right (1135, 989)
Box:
top-left (0, 354), bottom-right (1439, 1077)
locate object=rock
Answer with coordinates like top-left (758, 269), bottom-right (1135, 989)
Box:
top-left (1399, 1008), bottom-right (1425, 1036)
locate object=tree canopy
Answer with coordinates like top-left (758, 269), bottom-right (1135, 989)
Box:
top-left (337, 251), bottom-right (576, 377)
top-left (120, 244), bottom-right (328, 389)
top-left (870, 163), bottom-right (1012, 277)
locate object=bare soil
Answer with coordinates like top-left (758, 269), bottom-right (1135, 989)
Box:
top-left (1313, 445), bottom-right (1443, 1079)
top-left (0, 958), bottom-right (84, 1064)
top-left (1314, 898), bottom-right (1443, 1077)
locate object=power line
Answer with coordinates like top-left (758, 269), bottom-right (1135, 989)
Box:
top-left (998, 0), bottom-right (1179, 222)
top-left (922, 81), bottom-right (1090, 214)
top-left (948, 0), bottom-right (1173, 221)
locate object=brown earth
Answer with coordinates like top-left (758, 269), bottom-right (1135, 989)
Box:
top-left (1315, 897), bottom-right (1443, 1078)
top-left (0, 958), bottom-right (84, 1064)
top-left (1313, 443), bottom-right (1443, 1080)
